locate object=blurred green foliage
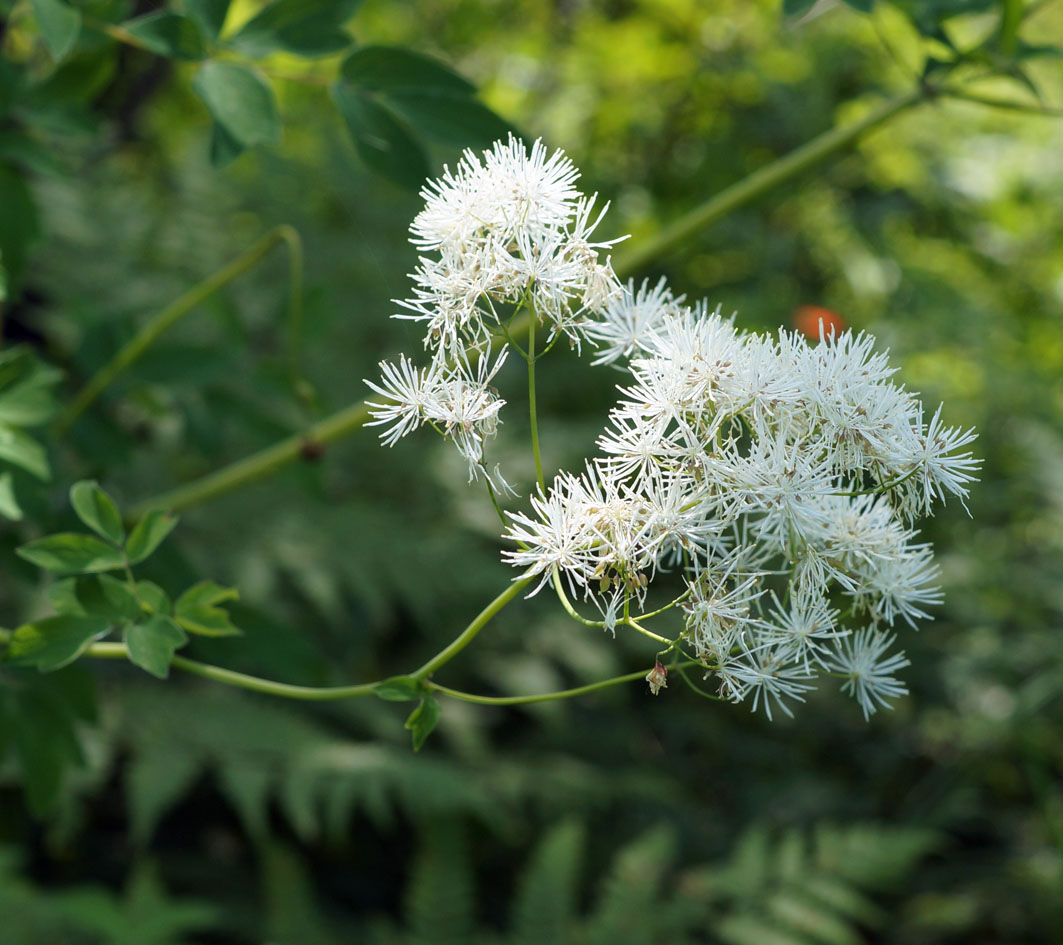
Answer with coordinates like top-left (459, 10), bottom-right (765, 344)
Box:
top-left (0, 0), bottom-right (1061, 942)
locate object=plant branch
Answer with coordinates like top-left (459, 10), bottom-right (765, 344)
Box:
top-left (411, 575), bottom-right (533, 679)
top-left (426, 660), bottom-right (703, 705)
top-left (85, 642), bottom-right (379, 700)
top-left (527, 314), bottom-right (545, 490)
top-left (55, 226), bottom-right (305, 435)
top-left (610, 87), bottom-right (924, 275)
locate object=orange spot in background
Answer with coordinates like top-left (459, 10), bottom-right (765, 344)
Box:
top-left (792, 305), bottom-right (847, 340)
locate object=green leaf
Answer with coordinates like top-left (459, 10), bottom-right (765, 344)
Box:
top-left (0, 471), bottom-right (21, 520)
top-left (193, 61), bottom-right (280, 150)
top-left (125, 508), bottom-right (179, 564)
top-left (121, 12), bottom-right (208, 61)
top-left (75, 575), bottom-right (141, 622)
top-left (339, 45), bottom-right (475, 94)
top-left (404, 695), bottom-right (441, 751)
top-left (0, 423), bottom-right (49, 479)
top-left (70, 479), bottom-right (125, 543)
top-left (385, 89), bottom-right (514, 147)
top-left (8, 666), bottom-right (95, 814)
top-left (31, 0), bottom-right (82, 61)
top-left (175, 581), bottom-right (242, 636)
top-left (0, 165), bottom-right (41, 296)
top-left (6, 614), bottom-right (111, 670)
top-left (125, 614), bottom-right (188, 679)
top-left (0, 129), bottom-right (66, 176)
top-left (332, 83), bottom-right (429, 190)
top-left (782, 0), bottom-right (817, 16)
top-left (136, 580), bottom-right (172, 615)
top-left (0, 358), bottom-right (62, 425)
top-left (17, 533), bottom-right (125, 573)
top-left (185, 0), bottom-right (231, 39)
top-left (840, 0), bottom-right (874, 11)
top-left (228, 0), bottom-right (362, 58)
top-left (374, 675), bottom-right (422, 702)
top-left (45, 575), bottom-right (140, 620)
top-left (208, 120), bottom-right (245, 168)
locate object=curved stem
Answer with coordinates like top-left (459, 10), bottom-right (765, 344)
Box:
top-left (552, 569), bottom-right (605, 628)
top-left (85, 642), bottom-right (379, 700)
top-left (427, 660), bottom-right (703, 705)
top-left (127, 398), bottom-right (372, 519)
top-left (411, 575), bottom-right (533, 679)
top-left (612, 88), bottom-right (924, 275)
top-left (527, 315), bottom-right (545, 490)
top-left (76, 574), bottom-right (529, 698)
top-left (55, 226), bottom-right (305, 436)
top-left (621, 617), bottom-right (673, 646)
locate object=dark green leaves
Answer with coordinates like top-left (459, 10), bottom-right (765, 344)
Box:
top-left (333, 45), bottom-right (515, 190)
top-left (332, 85), bottom-right (429, 190)
top-left (6, 614), bottom-right (110, 671)
top-left (70, 480), bottom-right (124, 544)
top-left (186, 0), bottom-right (232, 39)
top-left (193, 61), bottom-right (280, 166)
top-left (126, 509), bottom-right (179, 564)
top-left (175, 582), bottom-right (242, 637)
top-left (30, 0), bottom-right (82, 61)
top-left (405, 695), bottom-right (441, 751)
top-left (17, 533), bottom-right (125, 574)
top-left (340, 46), bottom-right (475, 94)
top-left (0, 165), bottom-right (41, 299)
top-left (121, 12), bottom-right (208, 61)
top-left (783, 0), bottom-right (817, 16)
top-left (228, 0), bottom-right (362, 58)
top-left (125, 614), bottom-right (188, 679)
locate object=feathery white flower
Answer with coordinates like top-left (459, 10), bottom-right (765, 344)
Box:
top-left (830, 628), bottom-right (911, 719)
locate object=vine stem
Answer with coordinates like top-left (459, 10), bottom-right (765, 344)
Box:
top-left (426, 663), bottom-right (700, 705)
top-left (55, 226), bottom-right (304, 436)
top-left (127, 86), bottom-right (926, 516)
top-left (85, 642), bottom-right (380, 700)
top-left (611, 87), bottom-right (924, 275)
top-left (527, 314), bottom-right (545, 490)
top-left (79, 575), bottom-right (534, 699)
top-left (411, 575), bottom-right (533, 679)
top-left (82, 642), bottom-right (698, 705)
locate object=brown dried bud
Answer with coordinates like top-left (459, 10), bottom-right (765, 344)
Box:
top-left (645, 660), bottom-right (668, 696)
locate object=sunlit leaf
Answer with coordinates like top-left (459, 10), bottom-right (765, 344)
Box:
top-left (6, 614), bottom-right (111, 670)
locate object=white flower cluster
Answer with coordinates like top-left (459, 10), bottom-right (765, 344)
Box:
top-left (367, 136), bottom-right (980, 721)
top-left (365, 137), bottom-right (624, 492)
top-left (505, 285), bottom-right (979, 719)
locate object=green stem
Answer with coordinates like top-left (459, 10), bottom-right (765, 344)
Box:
top-left (427, 661), bottom-right (702, 705)
top-left (552, 569), bottom-right (606, 628)
top-left (79, 575), bottom-right (531, 697)
top-left (126, 87), bottom-right (926, 516)
top-left (85, 642), bottom-right (379, 700)
top-left (127, 398), bottom-right (372, 519)
top-left (527, 315), bottom-right (545, 490)
top-left (411, 575), bottom-right (533, 679)
top-left (55, 226), bottom-right (304, 436)
top-left (611, 87), bottom-right (924, 276)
